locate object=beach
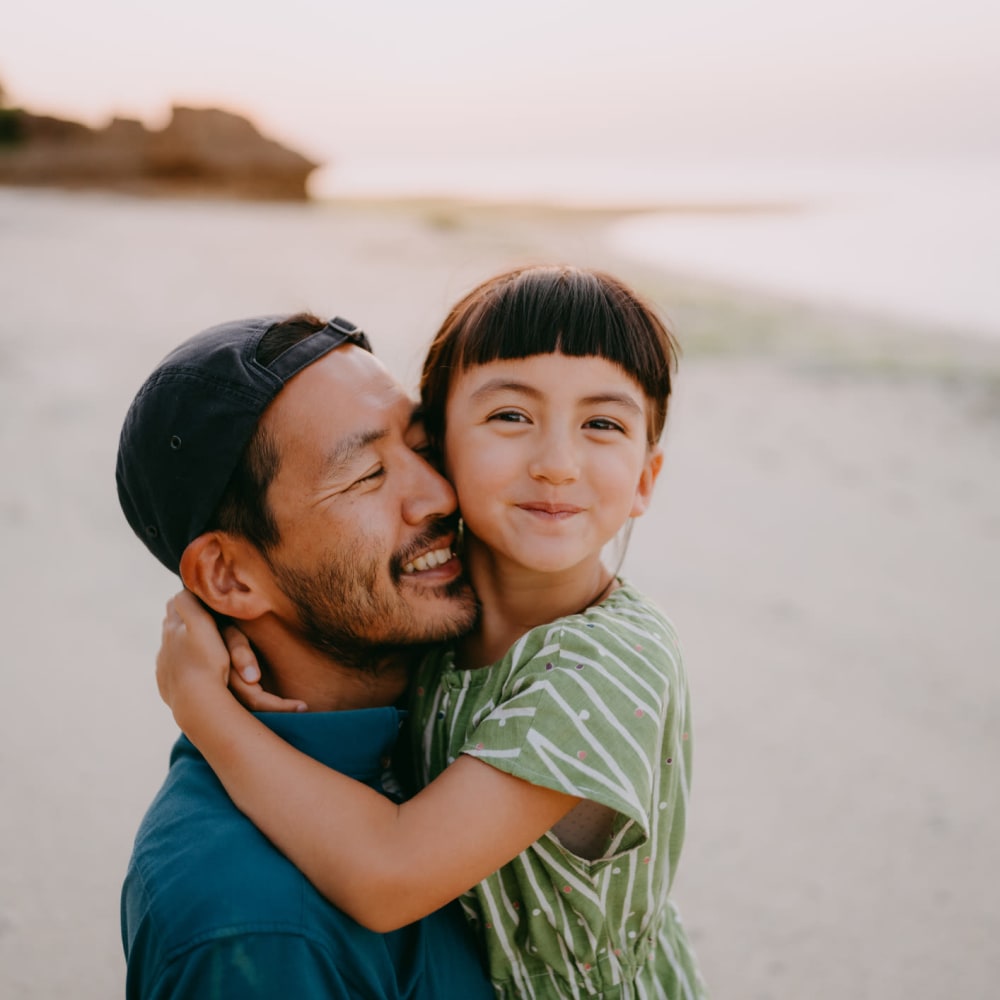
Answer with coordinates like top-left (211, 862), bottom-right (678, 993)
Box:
top-left (1, 186), bottom-right (998, 999)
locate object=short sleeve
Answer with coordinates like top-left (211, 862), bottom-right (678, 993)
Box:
top-left (460, 612), bottom-right (676, 853)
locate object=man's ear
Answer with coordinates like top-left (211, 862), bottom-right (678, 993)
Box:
top-left (179, 532), bottom-right (272, 621)
top-left (629, 446), bottom-right (664, 519)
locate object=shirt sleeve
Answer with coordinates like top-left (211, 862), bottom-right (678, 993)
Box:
top-left (460, 613), bottom-right (678, 855)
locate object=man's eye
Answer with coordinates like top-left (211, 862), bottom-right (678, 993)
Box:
top-left (411, 440), bottom-right (446, 472)
top-left (586, 418), bottom-right (625, 432)
top-left (354, 466), bottom-right (385, 487)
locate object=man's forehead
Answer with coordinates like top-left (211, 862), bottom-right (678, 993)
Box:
top-left (261, 348), bottom-right (416, 451)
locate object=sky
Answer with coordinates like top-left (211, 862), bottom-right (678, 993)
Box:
top-left (3, 0), bottom-right (998, 172)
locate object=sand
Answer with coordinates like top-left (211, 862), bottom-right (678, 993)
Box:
top-left (1, 188), bottom-right (998, 999)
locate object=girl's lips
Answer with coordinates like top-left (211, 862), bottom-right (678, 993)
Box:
top-left (517, 502), bottom-right (583, 518)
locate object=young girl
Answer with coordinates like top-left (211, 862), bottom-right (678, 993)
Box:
top-left (157, 266), bottom-right (706, 999)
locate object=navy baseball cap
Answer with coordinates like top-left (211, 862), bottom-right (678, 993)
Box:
top-left (117, 313), bottom-right (372, 574)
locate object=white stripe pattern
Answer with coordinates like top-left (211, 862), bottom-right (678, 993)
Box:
top-left (408, 583), bottom-right (706, 999)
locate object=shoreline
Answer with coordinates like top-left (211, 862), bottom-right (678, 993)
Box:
top-left (4, 183), bottom-right (997, 371)
top-left (318, 191), bottom-right (807, 218)
top-left (323, 192), bottom-right (1000, 370)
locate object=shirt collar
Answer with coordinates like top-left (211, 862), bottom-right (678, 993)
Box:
top-left (176, 706), bottom-right (404, 787)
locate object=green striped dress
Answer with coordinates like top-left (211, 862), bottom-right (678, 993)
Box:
top-left (407, 582), bottom-right (706, 999)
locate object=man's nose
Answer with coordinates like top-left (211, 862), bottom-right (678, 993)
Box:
top-left (403, 452), bottom-right (458, 524)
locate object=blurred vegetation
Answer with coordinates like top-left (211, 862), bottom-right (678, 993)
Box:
top-left (0, 111), bottom-right (23, 145)
top-left (0, 78), bottom-right (24, 146)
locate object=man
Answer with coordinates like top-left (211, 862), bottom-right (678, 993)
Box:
top-left (116, 313), bottom-right (492, 999)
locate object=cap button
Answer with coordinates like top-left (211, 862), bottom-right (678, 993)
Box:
top-left (169, 435), bottom-right (182, 450)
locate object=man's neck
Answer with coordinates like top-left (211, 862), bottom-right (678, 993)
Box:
top-left (242, 619), bottom-right (411, 712)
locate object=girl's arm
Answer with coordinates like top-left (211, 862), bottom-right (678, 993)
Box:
top-left (158, 591), bottom-right (579, 933)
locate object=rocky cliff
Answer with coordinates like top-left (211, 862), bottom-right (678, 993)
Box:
top-left (0, 105), bottom-right (319, 200)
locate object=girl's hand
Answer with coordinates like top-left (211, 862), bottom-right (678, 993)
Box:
top-left (156, 591), bottom-right (232, 717)
top-left (224, 623), bottom-right (307, 713)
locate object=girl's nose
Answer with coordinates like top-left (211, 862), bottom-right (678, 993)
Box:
top-left (528, 431), bottom-right (579, 485)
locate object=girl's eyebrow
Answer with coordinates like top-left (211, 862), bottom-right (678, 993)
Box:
top-left (580, 392), bottom-right (643, 414)
top-left (469, 378), bottom-right (541, 401)
top-left (471, 379), bottom-right (643, 414)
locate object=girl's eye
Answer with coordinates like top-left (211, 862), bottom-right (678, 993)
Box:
top-left (488, 410), bottom-right (529, 424)
top-left (586, 417), bottom-right (625, 432)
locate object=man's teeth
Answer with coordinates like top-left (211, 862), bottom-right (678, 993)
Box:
top-left (403, 547), bottom-right (452, 574)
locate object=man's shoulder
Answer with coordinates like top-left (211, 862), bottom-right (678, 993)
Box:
top-left (121, 736), bottom-right (496, 1000)
top-left (123, 738), bottom-right (319, 953)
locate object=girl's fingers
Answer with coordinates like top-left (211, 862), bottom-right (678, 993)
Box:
top-left (229, 666), bottom-right (307, 713)
top-left (223, 624), bottom-right (260, 683)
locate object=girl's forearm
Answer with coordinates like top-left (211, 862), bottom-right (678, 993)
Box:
top-left (174, 687), bottom-right (422, 928)
top-left (174, 687), bottom-right (578, 931)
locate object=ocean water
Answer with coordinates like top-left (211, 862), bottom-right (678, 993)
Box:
top-left (317, 154), bottom-right (1000, 340)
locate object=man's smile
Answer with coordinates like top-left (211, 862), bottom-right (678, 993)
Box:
top-left (401, 544), bottom-right (456, 575)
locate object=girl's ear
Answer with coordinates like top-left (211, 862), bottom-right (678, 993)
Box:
top-left (179, 532), bottom-right (272, 622)
top-left (629, 446), bottom-right (664, 519)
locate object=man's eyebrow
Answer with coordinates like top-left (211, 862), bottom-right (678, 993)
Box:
top-left (322, 428), bottom-right (387, 478)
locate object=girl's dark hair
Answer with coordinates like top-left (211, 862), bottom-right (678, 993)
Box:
top-left (420, 266), bottom-right (679, 450)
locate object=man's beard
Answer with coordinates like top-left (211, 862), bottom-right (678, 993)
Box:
top-left (268, 523), bottom-right (478, 672)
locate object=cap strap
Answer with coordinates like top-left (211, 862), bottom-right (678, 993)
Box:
top-left (267, 316), bottom-right (372, 381)
top-left (323, 316), bottom-right (373, 354)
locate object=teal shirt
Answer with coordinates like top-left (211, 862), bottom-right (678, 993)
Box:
top-left (122, 708), bottom-right (493, 1000)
